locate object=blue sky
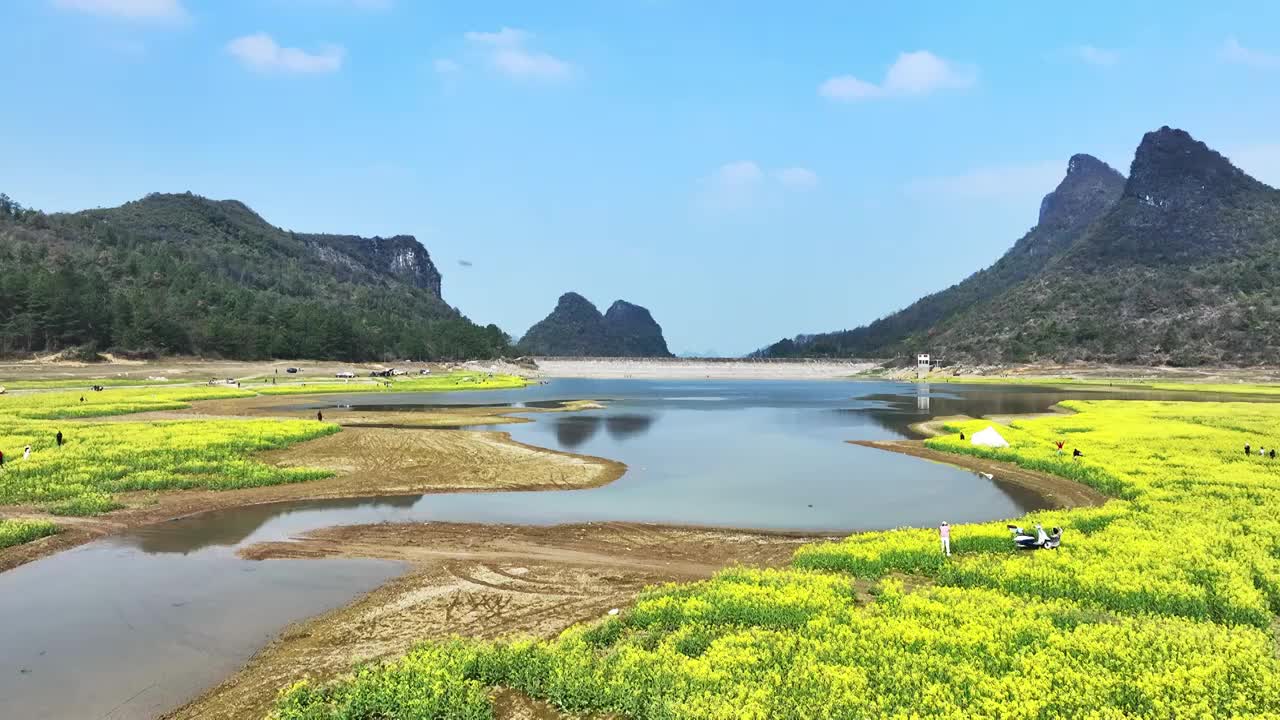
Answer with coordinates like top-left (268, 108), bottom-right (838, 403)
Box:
top-left (3, 1), bottom-right (1280, 355)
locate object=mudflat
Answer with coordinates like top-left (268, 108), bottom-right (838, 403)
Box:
top-left (168, 521), bottom-right (819, 720)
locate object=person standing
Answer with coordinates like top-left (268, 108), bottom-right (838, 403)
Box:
top-left (55, 431), bottom-right (63, 447)
top-left (1246, 443), bottom-right (1252, 456)
top-left (317, 410), bottom-right (324, 422)
top-left (1056, 440), bottom-right (1065, 456)
top-left (939, 521), bottom-right (951, 557)
top-left (23, 445), bottom-right (31, 460)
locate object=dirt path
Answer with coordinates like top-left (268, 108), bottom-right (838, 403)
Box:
top-left (167, 522), bottom-right (818, 720)
top-left (850, 439), bottom-right (1107, 509)
top-left (0, 400), bottom-right (622, 573)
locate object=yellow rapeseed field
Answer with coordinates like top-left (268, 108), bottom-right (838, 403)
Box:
top-left (273, 399), bottom-right (1280, 718)
top-left (0, 374), bottom-right (522, 519)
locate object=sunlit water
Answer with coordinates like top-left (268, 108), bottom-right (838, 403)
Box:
top-left (0, 379), bottom-right (1245, 719)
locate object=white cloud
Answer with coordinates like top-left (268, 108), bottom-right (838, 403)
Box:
top-left (699, 162), bottom-right (819, 212)
top-left (433, 58), bottom-right (460, 75)
top-left (906, 160), bottom-right (1062, 201)
top-left (52, 0), bottom-right (186, 21)
top-left (227, 33), bottom-right (345, 74)
top-left (698, 161), bottom-right (764, 212)
top-left (1072, 45), bottom-right (1119, 66)
top-left (821, 50), bottom-right (975, 102)
top-left (818, 75), bottom-right (882, 101)
top-left (775, 167), bottom-right (819, 189)
top-left (464, 27), bottom-right (527, 47)
top-left (1228, 143), bottom-right (1280, 187)
top-left (464, 27), bottom-right (573, 81)
top-left (715, 161), bottom-right (765, 186)
top-left (1223, 37), bottom-right (1280, 69)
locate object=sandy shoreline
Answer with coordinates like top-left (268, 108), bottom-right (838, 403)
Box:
top-left (533, 357), bottom-right (880, 379)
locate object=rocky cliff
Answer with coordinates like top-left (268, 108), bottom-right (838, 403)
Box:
top-left (519, 293), bottom-right (673, 357)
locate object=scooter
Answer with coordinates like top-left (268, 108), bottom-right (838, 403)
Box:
top-left (1007, 523), bottom-right (1063, 550)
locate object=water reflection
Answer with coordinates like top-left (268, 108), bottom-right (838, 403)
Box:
top-left (604, 413), bottom-right (657, 440)
top-left (553, 415), bottom-right (603, 447)
top-left (130, 496), bottom-right (421, 554)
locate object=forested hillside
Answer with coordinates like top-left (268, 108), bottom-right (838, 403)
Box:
top-left (759, 127), bottom-right (1280, 366)
top-left (0, 192), bottom-right (509, 360)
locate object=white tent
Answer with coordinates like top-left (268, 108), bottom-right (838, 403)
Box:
top-left (970, 426), bottom-right (1009, 448)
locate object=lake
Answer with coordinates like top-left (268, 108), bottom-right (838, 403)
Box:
top-left (0, 379), bottom-right (1227, 719)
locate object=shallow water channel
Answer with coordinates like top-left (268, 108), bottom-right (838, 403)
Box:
top-left (0, 379), bottom-right (1245, 719)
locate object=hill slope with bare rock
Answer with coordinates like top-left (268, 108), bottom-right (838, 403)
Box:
top-left (759, 126), bottom-right (1280, 366)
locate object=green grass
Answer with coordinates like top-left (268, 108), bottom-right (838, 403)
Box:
top-left (274, 399), bottom-right (1280, 719)
top-left (254, 372), bottom-right (528, 395)
top-left (0, 518), bottom-right (59, 549)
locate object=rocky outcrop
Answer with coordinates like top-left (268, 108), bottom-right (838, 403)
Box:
top-left (604, 300), bottom-right (671, 357)
top-left (756, 153), bottom-right (1125, 359)
top-left (519, 293), bottom-right (672, 357)
top-left (760, 125), bottom-right (1280, 365)
top-left (305, 234), bottom-right (443, 297)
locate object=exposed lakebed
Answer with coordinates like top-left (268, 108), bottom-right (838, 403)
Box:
top-left (0, 379), bottom-right (1245, 719)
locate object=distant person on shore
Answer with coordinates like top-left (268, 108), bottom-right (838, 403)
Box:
top-left (1271, 449), bottom-right (1276, 460)
top-left (1246, 443), bottom-right (1251, 456)
top-left (1056, 440), bottom-right (1065, 456)
top-left (79, 396), bottom-right (85, 403)
top-left (317, 410), bottom-right (324, 422)
top-left (23, 445), bottom-right (31, 460)
top-left (1073, 448), bottom-right (1083, 459)
top-left (959, 431), bottom-right (965, 440)
top-left (1262, 446), bottom-right (1268, 457)
top-left (55, 431), bottom-right (63, 447)
top-left (939, 521), bottom-right (951, 557)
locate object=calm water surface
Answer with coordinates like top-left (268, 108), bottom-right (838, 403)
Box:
top-left (0, 379), bottom-right (1236, 719)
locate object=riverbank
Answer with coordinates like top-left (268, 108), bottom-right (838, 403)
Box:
top-left (0, 398), bottom-right (622, 573)
top-left (168, 521), bottom-right (818, 720)
top-left (850, 439), bottom-right (1107, 509)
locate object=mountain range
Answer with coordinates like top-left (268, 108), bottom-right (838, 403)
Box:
top-left (518, 293), bottom-right (672, 357)
top-left (0, 192), bottom-right (508, 360)
top-left (758, 126), bottom-right (1280, 366)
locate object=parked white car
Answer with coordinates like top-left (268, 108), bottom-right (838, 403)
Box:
top-left (335, 371), bottom-right (356, 379)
